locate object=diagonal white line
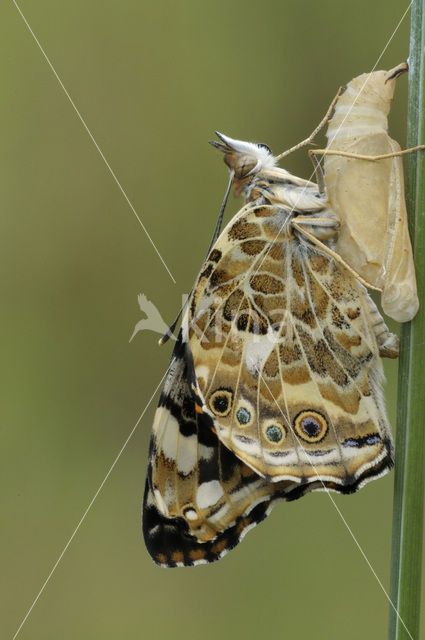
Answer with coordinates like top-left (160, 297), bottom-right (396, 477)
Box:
top-left (258, 371), bottom-right (413, 640)
top-left (195, 3), bottom-right (415, 634)
top-left (251, 1), bottom-right (414, 283)
top-left (323, 1), bottom-right (412, 153)
top-left (12, 0), bottom-right (176, 285)
top-left (372, 1), bottom-right (412, 70)
top-left (9, 2), bottom-right (414, 639)
top-left (11, 371), bottom-right (168, 640)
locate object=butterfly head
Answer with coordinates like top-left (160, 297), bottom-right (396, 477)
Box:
top-left (210, 132), bottom-right (277, 194)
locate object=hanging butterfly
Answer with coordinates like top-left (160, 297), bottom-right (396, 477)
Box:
top-left (141, 123), bottom-right (405, 566)
top-left (141, 63), bottom-right (423, 568)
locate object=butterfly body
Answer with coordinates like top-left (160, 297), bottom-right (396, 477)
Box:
top-left (143, 133), bottom-right (398, 567)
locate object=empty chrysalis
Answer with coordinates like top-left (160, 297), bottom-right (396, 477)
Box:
top-left (323, 62), bottom-right (419, 322)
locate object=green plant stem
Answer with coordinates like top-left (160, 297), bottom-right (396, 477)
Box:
top-left (388, 2), bottom-right (425, 639)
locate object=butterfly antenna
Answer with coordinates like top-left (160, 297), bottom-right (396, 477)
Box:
top-left (158, 306), bottom-right (186, 345)
top-left (158, 170), bottom-right (234, 346)
top-left (203, 169), bottom-right (234, 259)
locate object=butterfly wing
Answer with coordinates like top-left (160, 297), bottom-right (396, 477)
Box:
top-left (143, 330), bottom-right (303, 567)
top-left (143, 133), bottom-right (398, 567)
top-left (187, 201), bottom-right (394, 490)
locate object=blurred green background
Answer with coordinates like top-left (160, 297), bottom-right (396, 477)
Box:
top-left (2, 1), bottom-right (424, 638)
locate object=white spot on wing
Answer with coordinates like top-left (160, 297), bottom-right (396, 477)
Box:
top-left (244, 328), bottom-right (278, 376)
top-left (196, 480), bottom-right (224, 509)
top-left (199, 444), bottom-right (214, 461)
top-left (177, 433), bottom-right (198, 475)
top-left (184, 509), bottom-right (198, 521)
top-left (153, 489), bottom-right (168, 516)
top-left (195, 365), bottom-right (210, 381)
top-left (160, 413), bottom-right (179, 460)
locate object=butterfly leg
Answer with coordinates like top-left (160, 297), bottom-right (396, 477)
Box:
top-left (275, 86), bottom-right (344, 162)
top-left (309, 145), bottom-right (425, 164)
top-left (308, 151), bottom-right (326, 195)
top-left (292, 217), bottom-right (381, 291)
top-left (364, 293), bottom-right (399, 358)
top-left (308, 145), bottom-right (425, 199)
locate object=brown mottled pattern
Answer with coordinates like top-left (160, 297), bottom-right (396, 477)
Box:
top-left (190, 311), bottom-right (207, 335)
top-left (317, 380), bottom-right (361, 414)
top-left (346, 306), bottom-right (361, 320)
top-left (308, 253), bottom-right (329, 274)
top-left (208, 282), bottom-right (235, 300)
top-left (279, 342), bottom-right (302, 365)
top-left (296, 326), bottom-right (349, 386)
top-left (211, 538), bottom-right (228, 555)
top-left (280, 364), bottom-right (311, 385)
top-left (223, 289), bottom-right (245, 321)
top-left (259, 377), bottom-right (282, 402)
top-left (358, 377), bottom-right (371, 396)
top-left (331, 304), bottom-right (350, 329)
top-left (195, 324), bottom-right (227, 350)
top-left (268, 243), bottom-right (286, 261)
top-left (186, 184), bottom-right (393, 486)
top-left (237, 309), bottom-right (269, 334)
top-left (241, 240), bottom-right (267, 255)
top-left (240, 368), bottom-right (262, 391)
top-left (379, 342), bottom-right (399, 359)
top-left (171, 550), bottom-right (184, 564)
top-left (228, 220), bottom-right (260, 240)
top-left (221, 349), bottom-right (241, 367)
top-left (263, 350), bottom-right (279, 378)
top-left (335, 331), bottom-right (362, 352)
top-left (250, 273), bottom-right (284, 294)
top-left (290, 290), bottom-right (317, 328)
top-left (189, 549), bottom-right (207, 562)
top-left (325, 269), bottom-right (358, 303)
top-left (291, 255), bottom-right (306, 287)
top-left (324, 327), bottom-right (370, 373)
top-left (305, 269), bottom-right (330, 319)
top-left (210, 268), bottom-right (235, 287)
top-left (209, 248), bottom-right (222, 262)
top-left (200, 263), bottom-right (213, 280)
top-left (254, 206), bottom-right (274, 217)
top-left (253, 294), bottom-right (286, 325)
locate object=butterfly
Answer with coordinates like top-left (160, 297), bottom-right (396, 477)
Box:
top-left (142, 131), bottom-right (400, 568)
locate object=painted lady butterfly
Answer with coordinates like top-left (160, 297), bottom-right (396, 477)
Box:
top-left (142, 64), bottom-right (419, 568)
